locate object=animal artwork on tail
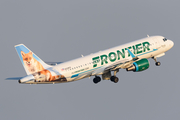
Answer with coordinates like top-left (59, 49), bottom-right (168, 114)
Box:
top-left (21, 51), bottom-right (44, 74)
top-left (15, 44), bottom-right (67, 83)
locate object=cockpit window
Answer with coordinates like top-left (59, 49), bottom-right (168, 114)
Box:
top-left (163, 38), bottom-right (167, 42)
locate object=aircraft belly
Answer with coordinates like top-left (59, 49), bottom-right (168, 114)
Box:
top-left (24, 80), bottom-right (70, 84)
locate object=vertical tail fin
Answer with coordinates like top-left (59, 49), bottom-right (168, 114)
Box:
top-left (15, 44), bottom-right (51, 75)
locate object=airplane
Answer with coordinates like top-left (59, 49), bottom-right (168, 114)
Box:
top-left (6, 35), bottom-right (174, 84)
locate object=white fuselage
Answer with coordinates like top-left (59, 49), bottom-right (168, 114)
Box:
top-left (20, 36), bottom-right (174, 84)
top-left (55, 36), bottom-right (173, 81)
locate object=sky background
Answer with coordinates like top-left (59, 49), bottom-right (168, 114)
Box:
top-left (0, 0), bottom-right (179, 120)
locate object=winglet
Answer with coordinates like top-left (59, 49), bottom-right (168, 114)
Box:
top-left (127, 49), bottom-right (136, 58)
top-left (127, 49), bottom-right (138, 60)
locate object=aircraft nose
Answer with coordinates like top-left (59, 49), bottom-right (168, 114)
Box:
top-left (169, 40), bottom-right (174, 48)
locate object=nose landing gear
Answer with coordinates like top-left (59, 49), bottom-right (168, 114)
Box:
top-left (152, 57), bottom-right (161, 66)
top-left (155, 62), bottom-right (161, 66)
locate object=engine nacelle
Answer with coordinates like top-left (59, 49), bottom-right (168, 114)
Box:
top-left (126, 58), bottom-right (149, 72)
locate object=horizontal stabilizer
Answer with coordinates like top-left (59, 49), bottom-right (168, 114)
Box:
top-left (45, 62), bottom-right (63, 66)
top-left (6, 77), bottom-right (23, 80)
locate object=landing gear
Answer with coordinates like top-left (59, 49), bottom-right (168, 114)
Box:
top-left (110, 76), bottom-right (119, 83)
top-left (152, 57), bottom-right (161, 66)
top-left (93, 76), bottom-right (101, 84)
top-left (155, 62), bottom-right (161, 66)
top-left (93, 70), bottom-right (119, 84)
top-left (110, 70), bottom-right (119, 83)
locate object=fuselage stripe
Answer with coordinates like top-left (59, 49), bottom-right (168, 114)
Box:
top-left (71, 66), bottom-right (103, 78)
top-left (137, 49), bottom-right (158, 56)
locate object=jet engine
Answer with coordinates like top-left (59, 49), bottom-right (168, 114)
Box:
top-left (126, 58), bottom-right (149, 72)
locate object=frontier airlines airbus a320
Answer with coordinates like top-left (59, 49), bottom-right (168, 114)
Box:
top-left (7, 35), bottom-right (174, 84)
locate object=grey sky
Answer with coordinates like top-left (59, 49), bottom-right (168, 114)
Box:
top-left (0, 0), bottom-right (179, 120)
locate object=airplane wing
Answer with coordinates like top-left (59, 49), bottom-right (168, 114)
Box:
top-left (45, 62), bottom-right (63, 66)
top-left (92, 49), bottom-right (139, 76)
top-left (105, 49), bottom-right (139, 71)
